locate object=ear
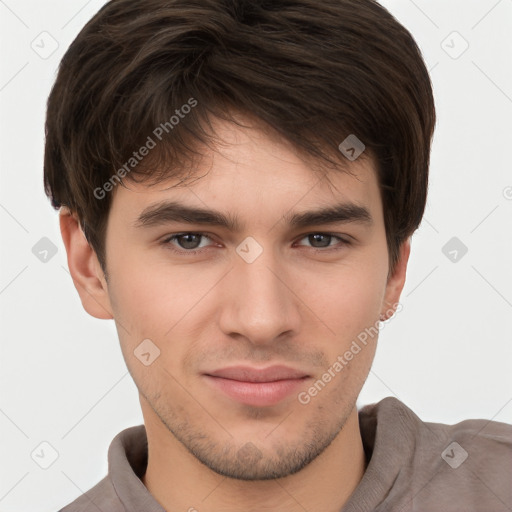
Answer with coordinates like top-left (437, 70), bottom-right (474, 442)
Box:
top-left (59, 208), bottom-right (113, 320)
top-left (380, 238), bottom-right (411, 321)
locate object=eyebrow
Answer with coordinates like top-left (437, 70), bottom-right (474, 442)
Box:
top-left (134, 200), bottom-right (373, 231)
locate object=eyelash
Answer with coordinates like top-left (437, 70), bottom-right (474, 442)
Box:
top-left (160, 232), bottom-right (352, 255)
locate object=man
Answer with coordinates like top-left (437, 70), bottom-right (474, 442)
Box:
top-left (44, 0), bottom-right (512, 510)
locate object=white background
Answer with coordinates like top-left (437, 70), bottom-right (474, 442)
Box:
top-left (1, 0), bottom-right (511, 510)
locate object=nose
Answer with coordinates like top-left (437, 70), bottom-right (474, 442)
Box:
top-left (217, 244), bottom-right (302, 346)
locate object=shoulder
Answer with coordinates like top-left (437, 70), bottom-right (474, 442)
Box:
top-left (422, 406), bottom-right (512, 467)
top-left (363, 395), bottom-right (512, 446)
top-left (422, 410), bottom-right (512, 509)
top-left (371, 395), bottom-right (512, 462)
top-left (58, 475), bottom-right (124, 512)
top-left (361, 397), bottom-right (512, 510)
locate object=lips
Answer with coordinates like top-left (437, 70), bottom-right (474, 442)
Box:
top-left (205, 365), bottom-right (309, 383)
top-left (203, 365), bottom-right (311, 407)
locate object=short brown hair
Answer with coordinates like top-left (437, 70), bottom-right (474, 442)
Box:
top-left (44, 0), bottom-right (436, 276)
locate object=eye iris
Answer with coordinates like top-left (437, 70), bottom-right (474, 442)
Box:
top-left (310, 234), bottom-right (331, 248)
top-left (179, 234), bottom-right (201, 249)
top-left (173, 234), bottom-right (336, 250)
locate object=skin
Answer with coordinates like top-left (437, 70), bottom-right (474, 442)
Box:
top-left (60, 115), bottom-right (410, 512)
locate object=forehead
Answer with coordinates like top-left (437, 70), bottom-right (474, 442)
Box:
top-left (110, 116), bottom-right (382, 226)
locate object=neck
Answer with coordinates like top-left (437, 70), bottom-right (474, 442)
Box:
top-left (141, 403), bottom-right (366, 512)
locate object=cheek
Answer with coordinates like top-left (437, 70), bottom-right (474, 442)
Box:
top-left (107, 255), bottom-right (215, 368)
top-left (108, 251), bottom-right (192, 333)
top-left (308, 260), bottom-right (387, 338)
top-left (109, 272), bottom-right (165, 337)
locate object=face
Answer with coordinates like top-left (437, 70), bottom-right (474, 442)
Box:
top-left (69, 116), bottom-right (408, 480)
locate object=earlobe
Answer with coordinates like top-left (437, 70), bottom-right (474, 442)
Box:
top-left (380, 238), bottom-right (411, 321)
top-left (59, 208), bottom-right (114, 320)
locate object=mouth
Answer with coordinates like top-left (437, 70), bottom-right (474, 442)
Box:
top-left (203, 365), bottom-right (311, 407)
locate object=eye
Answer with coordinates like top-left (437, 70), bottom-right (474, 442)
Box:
top-left (295, 233), bottom-right (351, 252)
top-left (161, 232), bottom-right (351, 255)
top-left (162, 232), bottom-right (215, 253)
